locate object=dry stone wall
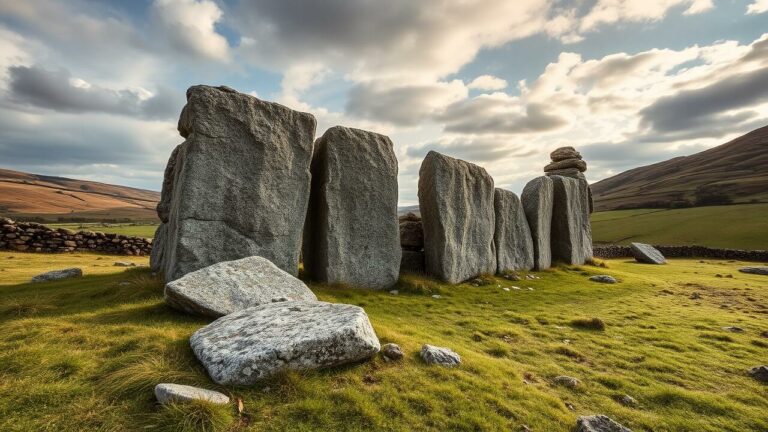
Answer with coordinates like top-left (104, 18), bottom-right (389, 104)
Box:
top-left (593, 244), bottom-right (768, 262)
top-left (0, 218), bottom-right (151, 255)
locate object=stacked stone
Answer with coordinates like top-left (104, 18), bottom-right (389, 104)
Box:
top-left (152, 85), bottom-right (316, 281)
top-left (399, 212), bottom-right (425, 273)
top-left (0, 217), bottom-right (151, 255)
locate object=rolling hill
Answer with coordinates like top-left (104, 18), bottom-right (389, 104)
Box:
top-left (590, 125), bottom-right (768, 211)
top-left (0, 168), bottom-right (160, 222)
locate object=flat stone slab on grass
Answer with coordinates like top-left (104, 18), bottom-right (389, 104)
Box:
top-left (31, 268), bottom-right (82, 283)
top-left (749, 365), bottom-right (768, 383)
top-left (576, 415), bottom-right (632, 432)
top-left (165, 256), bottom-right (316, 318)
top-left (739, 267), bottom-right (768, 276)
top-left (421, 344), bottom-right (461, 366)
top-left (190, 301), bottom-right (380, 385)
top-left (154, 383), bottom-right (229, 405)
top-left (589, 275), bottom-right (617, 284)
top-left (630, 242), bottom-right (666, 265)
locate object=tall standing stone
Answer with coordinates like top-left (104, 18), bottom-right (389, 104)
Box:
top-left (493, 189), bottom-right (534, 272)
top-left (521, 176), bottom-right (553, 270)
top-left (418, 151), bottom-right (496, 284)
top-left (302, 126), bottom-right (400, 289)
top-left (160, 85), bottom-right (315, 281)
top-left (544, 146), bottom-right (593, 214)
top-left (550, 175), bottom-right (593, 265)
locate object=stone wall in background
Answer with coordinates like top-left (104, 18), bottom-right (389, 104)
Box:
top-left (593, 244), bottom-right (768, 262)
top-left (0, 218), bottom-right (152, 255)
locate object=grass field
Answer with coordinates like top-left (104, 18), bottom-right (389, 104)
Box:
top-left (47, 223), bottom-right (158, 238)
top-left (591, 203), bottom-right (768, 249)
top-left (1, 252), bottom-right (767, 431)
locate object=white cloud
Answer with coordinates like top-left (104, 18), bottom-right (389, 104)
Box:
top-left (747, 0), bottom-right (768, 14)
top-left (580, 0), bottom-right (713, 32)
top-left (467, 75), bottom-right (508, 91)
top-left (151, 0), bottom-right (230, 62)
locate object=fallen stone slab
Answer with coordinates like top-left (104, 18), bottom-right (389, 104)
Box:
top-left (739, 266), bottom-right (768, 276)
top-left (749, 365), bottom-right (768, 383)
top-left (420, 344), bottom-right (461, 366)
top-left (576, 415), bottom-right (632, 432)
top-left (521, 176), bottom-right (553, 270)
top-left (630, 242), bottom-right (666, 265)
top-left (164, 256), bottom-right (317, 317)
top-left (303, 126), bottom-right (401, 289)
top-left (191, 301), bottom-right (380, 385)
top-left (31, 268), bottom-right (82, 283)
top-left (154, 383), bottom-right (229, 405)
top-left (494, 188), bottom-right (534, 273)
top-left (418, 151), bottom-right (496, 283)
top-left (160, 85), bottom-right (315, 281)
top-left (589, 275), bottom-right (617, 284)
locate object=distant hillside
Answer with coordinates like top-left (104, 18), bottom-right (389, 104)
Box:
top-left (591, 125), bottom-right (768, 211)
top-left (0, 168), bottom-right (160, 222)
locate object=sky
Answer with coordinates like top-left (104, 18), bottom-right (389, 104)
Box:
top-left (0, 0), bottom-right (767, 205)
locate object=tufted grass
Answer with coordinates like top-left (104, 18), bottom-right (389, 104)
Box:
top-left (0, 250), bottom-right (767, 431)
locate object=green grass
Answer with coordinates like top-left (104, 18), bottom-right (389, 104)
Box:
top-left (46, 223), bottom-right (159, 238)
top-left (1, 252), bottom-right (768, 431)
top-left (591, 203), bottom-right (768, 249)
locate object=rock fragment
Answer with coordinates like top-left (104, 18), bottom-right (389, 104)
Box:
top-left (630, 242), bottom-right (666, 264)
top-left (31, 268), bottom-right (82, 283)
top-left (589, 275), bottom-right (617, 284)
top-left (739, 266), bottom-right (768, 276)
top-left (576, 415), bottom-right (632, 432)
top-left (381, 343), bottom-right (404, 362)
top-left (420, 344), bottom-right (461, 366)
top-left (154, 383), bottom-right (229, 405)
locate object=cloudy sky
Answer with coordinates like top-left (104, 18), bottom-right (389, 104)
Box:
top-left (0, 0), bottom-right (767, 204)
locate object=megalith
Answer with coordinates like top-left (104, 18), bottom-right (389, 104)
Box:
top-left (418, 151), bottom-right (496, 284)
top-left (494, 188), bottom-right (534, 272)
top-left (550, 175), bottom-right (593, 265)
top-left (302, 126), bottom-right (400, 289)
top-left (544, 146), bottom-right (593, 213)
top-left (159, 85), bottom-right (315, 281)
top-left (521, 176), bottom-right (553, 270)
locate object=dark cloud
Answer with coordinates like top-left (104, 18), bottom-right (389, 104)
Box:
top-left (639, 66), bottom-right (768, 133)
top-left (440, 97), bottom-right (567, 134)
top-left (7, 65), bottom-right (182, 120)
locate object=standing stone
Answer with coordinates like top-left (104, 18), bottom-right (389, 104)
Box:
top-left (630, 242), bottom-right (666, 265)
top-left (418, 151), bottom-right (496, 284)
top-left (545, 146), bottom-right (594, 214)
top-left (494, 189), bottom-right (534, 272)
top-left (164, 256), bottom-right (317, 317)
top-left (190, 301), bottom-right (380, 385)
top-left (160, 85), bottom-right (315, 281)
top-left (302, 126), bottom-right (400, 289)
top-left (551, 176), bottom-right (593, 265)
top-left (149, 223), bottom-right (167, 272)
top-left (521, 176), bottom-right (553, 270)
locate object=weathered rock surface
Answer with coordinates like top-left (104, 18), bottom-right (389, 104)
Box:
top-left (399, 221), bottom-right (424, 250)
top-left (421, 344), bottom-right (461, 366)
top-left (551, 176), bottom-right (593, 265)
top-left (749, 365), bottom-right (768, 383)
top-left (150, 223), bottom-right (167, 272)
top-left (400, 250), bottom-right (425, 274)
top-left (521, 176), bottom-right (553, 270)
top-left (160, 85), bottom-right (315, 281)
top-left (630, 242), bottom-right (666, 264)
top-left (381, 343), bottom-right (404, 361)
top-left (418, 151), bottom-right (496, 284)
top-left (589, 275), bottom-right (617, 284)
top-left (154, 383), bottom-right (229, 405)
top-left (550, 146), bottom-right (581, 162)
top-left (164, 256), bottom-right (317, 317)
top-left (739, 266), bottom-right (768, 276)
top-left (303, 126), bottom-right (400, 289)
top-left (494, 189), bottom-right (534, 272)
top-left (113, 261), bottom-right (136, 267)
top-left (544, 158), bottom-right (587, 172)
top-left (576, 415), bottom-right (632, 432)
top-left (31, 268), bottom-right (82, 283)
top-left (191, 301), bottom-right (380, 385)
top-left (554, 375), bottom-right (581, 388)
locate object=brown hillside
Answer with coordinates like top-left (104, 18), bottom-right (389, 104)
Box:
top-left (0, 168), bottom-right (160, 222)
top-left (590, 125), bottom-right (768, 211)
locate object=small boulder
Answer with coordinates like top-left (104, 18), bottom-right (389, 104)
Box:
top-left (616, 394), bottom-right (637, 407)
top-left (381, 343), bottom-right (404, 362)
top-left (723, 326), bottom-right (745, 333)
top-left (114, 261), bottom-right (136, 267)
top-left (165, 256), bottom-right (317, 317)
top-left (31, 268), bottom-right (82, 283)
top-left (589, 275), bottom-right (617, 284)
top-left (154, 383), bottom-right (229, 405)
top-left (553, 375), bottom-right (581, 388)
top-left (739, 267), bottom-right (768, 276)
top-left (630, 243), bottom-right (666, 265)
top-left (576, 415), bottom-right (632, 432)
top-left (191, 301), bottom-right (380, 385)
top-left (748, 365), bottom-right (768, 383)
top-left (420, 344), bottom-right (461, 366)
